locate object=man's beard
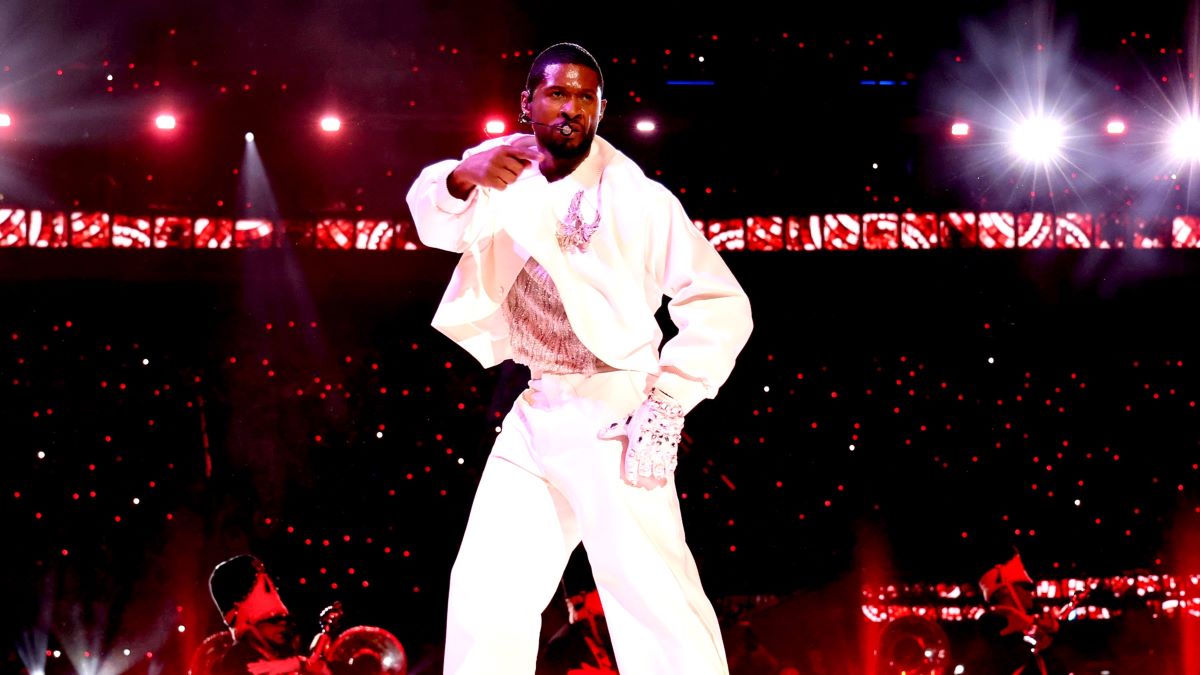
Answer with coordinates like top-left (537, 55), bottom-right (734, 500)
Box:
top-left (545, 129), bottom-right (595, 160)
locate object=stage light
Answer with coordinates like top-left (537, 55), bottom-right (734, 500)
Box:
top-left (0, 113), bottom-right (11, 128)
top-left (154, 114), bottom-right (176, 130)
top-left (1011, 116), bottom-right (1065, 163)
top-left (244, 132), bottom-right (255, 143)
top-left (319, 116), bottom-right (341, 133)
top-left (635, 120), bottom-right (657, 133)
top-left (1170, 117), bottom-right (1200, 161)
top-left (484, 119), bottom-right (506, 135)
top-left (950, 122), bottom-right (970, 137)
top-left (1105, 119), bottom-right (1126, 135)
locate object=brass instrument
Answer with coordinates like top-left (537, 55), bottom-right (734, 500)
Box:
top-left (875, 615), bottom-right (951, 675)
top-left (324, 626), bottom-right (407, 675)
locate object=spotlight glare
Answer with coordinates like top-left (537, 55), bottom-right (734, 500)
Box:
top-left (950, 122), bottom-right (970, 137)
top-left (319, 115), bottom-right (341, 133)
top-left (484, 119), bottom-right (506, 135)
top-left (244, 132), bottom-right (255, 143)
top-left (1170, 118), bottom-right (1200, 161)
top-left (0, 112), bottom-right (11, 127)
top-left (1105, 119), bottom-right (1126, 135)
top-left (154, 114), bottom-right (176, 130)
top-left (1011, 116), bottom-right (1065, 163)
top-left (635, 120), bottom-right (657, 133)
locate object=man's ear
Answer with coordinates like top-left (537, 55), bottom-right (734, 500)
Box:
top-left (518, 90), bottom-right (533, 124)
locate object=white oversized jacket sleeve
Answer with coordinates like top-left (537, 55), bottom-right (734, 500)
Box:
top-left (405, 136), bottom-right (513, 253)
top-left (644, 184), bottom-right (753, 412)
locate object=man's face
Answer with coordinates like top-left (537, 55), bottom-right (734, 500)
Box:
top-left (523, 62), bottom-right (606, 159)
top-left (993, 583), bottom-right (1035, 612)
top-left (252, 615), bottom-right (297, 653)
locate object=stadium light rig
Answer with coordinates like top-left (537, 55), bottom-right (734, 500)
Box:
top-left (1170, 117), bottom-right (1200, 161)
top-left (1011, 116), bottom-right (1066, 163)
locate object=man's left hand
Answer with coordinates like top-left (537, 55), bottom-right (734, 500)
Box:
top-left (599, 390), bottom-right (684, 490)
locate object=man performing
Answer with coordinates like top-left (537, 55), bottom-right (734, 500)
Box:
top-left (200, 554), bottom-right (330, 675)
top-left (406, 42), bottom-right (753, 675)
top-left (975, 549), bottom-right (1064, 675)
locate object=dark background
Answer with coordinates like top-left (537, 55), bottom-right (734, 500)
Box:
top-left (3, 0), bottom-right (1200, 673)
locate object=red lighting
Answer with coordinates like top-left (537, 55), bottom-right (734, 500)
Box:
top-left (484, 119), bottom-right (507, 136)
top-left (951, 122), bottom-right (970, 137)
top-left (154, 114), bottom-right (177, 130)
top-left (319, 115), bottom-right (341, 133)
top-left (1106, 119), bottom-right (1127, 135)
top-left (0, 112), bottom-right (11, 128)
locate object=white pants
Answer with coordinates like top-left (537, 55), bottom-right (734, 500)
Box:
top-left (444, 369), bottom-right (729, 675)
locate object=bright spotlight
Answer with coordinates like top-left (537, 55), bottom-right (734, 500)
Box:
top-left (0, 112), bottom-right (11, 128)
top-left (244, 132), bottom-right (255, 143)
top-left (950, 122), bottom-right (970, 137)
top-left (154, 114), bottom-right (176, 130)
top-left (319, 116), bottom-right (341, 133)
top-left (1011, 116), bottom-right (1065, 163)
top-left (484, 119), bottom-right (506, 135)
top-left (1170, 118), bottom-right (1200, 161)
top-left (635, 120), bottom-right (657, 133)
top-left (1105, 119), bottom-right (1126, 135)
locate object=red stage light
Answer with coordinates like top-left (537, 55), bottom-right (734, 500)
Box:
top-left (154, 114), bottom-right (176, 130)
top-left (320, 115), bottom-right (341, 133)
top-left (950, 122), bottom-right (970, 137)
top-left (484, 119), bottom-right (506, 135)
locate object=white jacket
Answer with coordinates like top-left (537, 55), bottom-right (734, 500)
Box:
top-left (405, 133), bottom-right (752, 413)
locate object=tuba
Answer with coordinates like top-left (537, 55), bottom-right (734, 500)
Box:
top-left (324, 626), bottom-right (408, 675)
top-left (875, 615), bottom-right (951, 675)
top-left (310, 602), bottom-right (407, 675)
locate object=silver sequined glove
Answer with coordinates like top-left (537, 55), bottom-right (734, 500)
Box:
top-left (600, 389), bottom-right (685, 486)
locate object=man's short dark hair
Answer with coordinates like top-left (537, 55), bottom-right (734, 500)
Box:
top-left (526, 43), bottom-right (604, 94)
top-left (210, 554), bottom-right (263, 617)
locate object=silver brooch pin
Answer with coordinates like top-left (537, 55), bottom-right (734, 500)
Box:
top-left (557, 189), bottom-right (600, 253)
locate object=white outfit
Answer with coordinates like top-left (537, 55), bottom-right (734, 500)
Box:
top-left (406, 133), bottom-right (752, 675)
